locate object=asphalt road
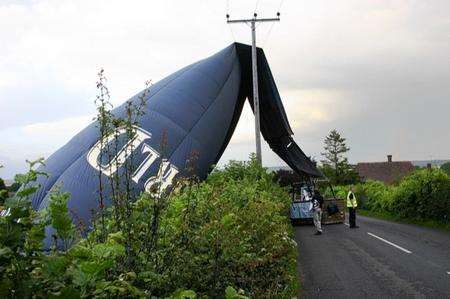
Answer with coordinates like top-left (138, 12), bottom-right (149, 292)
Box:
top-left (295, 215), bottom-right (450, 298)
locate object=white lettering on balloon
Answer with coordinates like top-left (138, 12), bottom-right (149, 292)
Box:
top-left (144, 159), bottom-right (179, 193)
top-left (86, 126), bottom-right (178, 191)
top-left (132, 144), bottom-right (159, 184)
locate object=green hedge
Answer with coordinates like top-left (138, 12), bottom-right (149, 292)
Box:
top-left (0, 158), bottom-right (298, 298)
top-left (390, 169), bottom-right (450, 221)
top-left (158, 159), bottom-right (298, 297)
top-left (322, 169), bottom-right (450, 225)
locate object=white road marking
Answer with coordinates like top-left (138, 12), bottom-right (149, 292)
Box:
top-left (447, 271), bottom-right (450, 275)
top-left (367, 232), bottom-right (412, 254)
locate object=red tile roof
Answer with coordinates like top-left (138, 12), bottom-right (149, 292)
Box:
top-left (356, 161), bottom-right (415, 185)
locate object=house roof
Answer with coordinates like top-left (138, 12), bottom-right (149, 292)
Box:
top-left (356, 161), bottom-right (415, 184)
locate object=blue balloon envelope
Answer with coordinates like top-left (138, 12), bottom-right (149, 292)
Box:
top-left (31, 43), bottom-right (321, 236)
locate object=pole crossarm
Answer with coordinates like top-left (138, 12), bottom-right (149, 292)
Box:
top-left (227, 17), bottom-right (280, 24)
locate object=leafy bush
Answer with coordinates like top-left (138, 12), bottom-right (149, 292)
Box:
top-left (0, 157), bottom-right (298, 298)
top-left (0, 178), bottom-right (7, 205)
top-left (356, 181), bottom-right (391, 211)
top-left (0, 178), bottom-right (5, 191)
top-left (321, 184), bottom-right (349, 199)
top-left (8, 182), bottom-right (21, 193)
top-left (390, 169), bottom-right (450, 221)
top-left (441, 162), bottom-right (450, 174)
top-left (158, 158), bottom-right (298, 297)
top-left (0, 159), bottom-right (47, 298)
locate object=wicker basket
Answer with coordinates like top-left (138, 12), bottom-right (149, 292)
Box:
top-left (322, 198), bottom-right (345, 225)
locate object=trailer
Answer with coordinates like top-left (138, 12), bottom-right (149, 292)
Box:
top-left (289, 183), bottom-right (313, 225)
top-left (289, 182), bottom-right (345, 225)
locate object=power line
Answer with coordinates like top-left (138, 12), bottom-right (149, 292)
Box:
top-left (227, 0), bottom-right (285, 45)
top-left (262, 22), bottom-right (276, 47)
top-left (262, 0), bottom-right (286, 47)
top-left (254, 0), bottom-right (261, 14)
top-left (226, 0), bottom-right (236, 41)
top-left (228, 25), bottom-right (237, 42)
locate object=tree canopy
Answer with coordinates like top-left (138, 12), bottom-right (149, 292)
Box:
top-left (440, 162), bottom-right (450, 174)
top-left (320, 129), bottom-right (359, 185)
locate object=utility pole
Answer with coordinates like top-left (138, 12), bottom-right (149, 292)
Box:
top-left (227, 12), bottom-right (280, 165)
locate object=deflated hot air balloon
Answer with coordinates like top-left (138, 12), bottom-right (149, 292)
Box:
top-left (31, 43), bottom-right (320, 234)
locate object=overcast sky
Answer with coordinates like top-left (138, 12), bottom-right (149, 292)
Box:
top-left (1, 0), bottom-right (449, 178)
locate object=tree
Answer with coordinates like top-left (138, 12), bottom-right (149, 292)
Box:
top-left (0, 164), bottom-right (7, 204)
top-left (320, 129), bottom-right (359, 185)
top-left (0, 177), bottom-right (5, 191)
top-left (0, 178), bottom-right (6, 205)
top-left (8, 182), bottom-right (21, 193)
top-left (440, 162), bottom-right (450, 174)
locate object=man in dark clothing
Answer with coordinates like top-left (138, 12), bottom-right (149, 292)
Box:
top-left (311, 190), bottom-right (324, 235)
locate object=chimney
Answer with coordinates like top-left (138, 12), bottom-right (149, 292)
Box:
top-left (387, 155), bottom-right (392, 163)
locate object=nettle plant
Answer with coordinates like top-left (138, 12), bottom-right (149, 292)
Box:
top-left (88, 69), bottom-right (178, 270)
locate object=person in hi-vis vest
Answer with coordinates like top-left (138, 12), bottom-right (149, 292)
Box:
top-left (347, 186), bottom-right (359, 228)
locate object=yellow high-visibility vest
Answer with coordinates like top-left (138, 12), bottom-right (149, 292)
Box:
top-left (347, 191), bottom-right (357, 208)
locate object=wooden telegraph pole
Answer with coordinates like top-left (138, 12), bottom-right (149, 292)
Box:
top-left (227, 12), bottom-right (280, 165)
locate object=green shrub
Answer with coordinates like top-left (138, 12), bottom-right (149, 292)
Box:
top-left (7, 182), bottom-right (21, 193)
top-left (390, 169), bottom-right (450, 221)
top-left (79, 157), bottom-right (298, 297)
top-left (0, 178), bottom-right (5, 191)
top-left (441, 162), bottom-right (450, 174)
top-left (158, 158), bottom-right (298, 297)
top-left (0, 160), bottom-right (47, 298)
top-left (321, 184), bottom-right (349, 199)
top-left (357, 181), bottom-right (391, 211)
top-left (0, 157), bottom-right (298, 298)
top-left (0, 178), bottom-right (7, 205)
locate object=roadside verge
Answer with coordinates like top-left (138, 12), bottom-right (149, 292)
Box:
top-left (358, 209), bottom-right (450, 233)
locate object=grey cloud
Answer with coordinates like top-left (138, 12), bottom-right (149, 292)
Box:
top-left (1, 0), bottom-right (449, 176)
